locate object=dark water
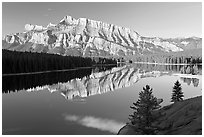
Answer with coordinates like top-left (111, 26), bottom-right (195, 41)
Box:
top-left (2, 65), bottom-right (115, 93)
top-left (2, 64), bottom-right (202, 135)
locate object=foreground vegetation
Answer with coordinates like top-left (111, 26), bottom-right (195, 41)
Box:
top-left (128, 85), bottom-right (162, 134)
top-left (119, 81), bottom-right (201, 135)
top-left (2, 50), bottom-right (117, 74)
top-left (118, 96), bottom-right (201, 135)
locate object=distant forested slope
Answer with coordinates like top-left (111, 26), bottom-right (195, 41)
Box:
top-left (126, 49), bottom-right (202, 64)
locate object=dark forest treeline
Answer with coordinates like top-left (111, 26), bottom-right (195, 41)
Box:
top-left (132, 54), bottom-right (202, 64)
top-left (126, 49), bottom-right (202, 64)
top-left (2, 50), bottom-right (117, 74)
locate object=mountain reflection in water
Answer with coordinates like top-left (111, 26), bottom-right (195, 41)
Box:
top-left (3, 64), bottom-right (201, 101)
top-left (46, 65), bottom-right (161, 100)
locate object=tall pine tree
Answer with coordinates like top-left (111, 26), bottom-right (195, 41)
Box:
top-left (171, 80), bottom-right (184, 102)
top-left (129, 85), bottom-right (162, 134)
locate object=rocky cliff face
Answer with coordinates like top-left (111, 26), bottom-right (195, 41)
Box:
top-left (3, 15), bottom-right (202, 57)
top-left (26, 65), bottom-right (161, 100)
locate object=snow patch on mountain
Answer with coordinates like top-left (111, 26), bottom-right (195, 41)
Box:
top-left (25, 24), bottom-right (47, 31)
top-left (181, 41), bottom-right (189, 46)
top-left (3, 15), bottom-right (201, 57)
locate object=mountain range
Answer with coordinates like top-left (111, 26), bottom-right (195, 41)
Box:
top-left (2, 15), bottom-right (202, 58)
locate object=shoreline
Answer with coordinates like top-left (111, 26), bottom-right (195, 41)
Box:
top-left (3, 62), bottom-right (202, 76)
top-left (172, 73), bottom-right (202, 78)
top-left (133, 62), bottom-right (202, 65)
top-left (2, 64), bottom-right (117, 76)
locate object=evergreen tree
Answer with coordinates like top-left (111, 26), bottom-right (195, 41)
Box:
top-left (129, 85), bottom-right (162, 134)
top-left (171, 80), bottom-right (184, 102)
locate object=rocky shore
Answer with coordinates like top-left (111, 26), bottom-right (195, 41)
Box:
top-left (118, 96), bottom-right (202, 135)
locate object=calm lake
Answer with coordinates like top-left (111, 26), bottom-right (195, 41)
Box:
top-left (2, 64), bottom-right (202, 135)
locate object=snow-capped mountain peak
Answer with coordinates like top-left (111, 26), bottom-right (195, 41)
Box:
top-left (3, 15), bottom-right (201, 57)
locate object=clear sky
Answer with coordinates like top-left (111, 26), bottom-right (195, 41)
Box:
top-left (2, 2), bottom-right (202, 38)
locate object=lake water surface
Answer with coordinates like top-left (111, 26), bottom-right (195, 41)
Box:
top-left (2, 64), bottom-right (202, 135)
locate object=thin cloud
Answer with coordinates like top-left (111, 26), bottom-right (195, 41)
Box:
top-left (64, 114), bottom-right (125, 134)
top-left (80, 116), bottom-right (125, 134)
top-left (48, 8), bottom-right (53, 11)
top-left (65, 115), bottom-right (79, 121)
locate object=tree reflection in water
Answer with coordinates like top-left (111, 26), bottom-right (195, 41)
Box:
top-left (2, 65), bottom-right (115, 94)
top-left (180, 77), bottom-right (199, 87)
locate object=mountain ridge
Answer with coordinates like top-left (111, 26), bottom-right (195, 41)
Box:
top-left (3, 15), bottom-right (202, 58)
